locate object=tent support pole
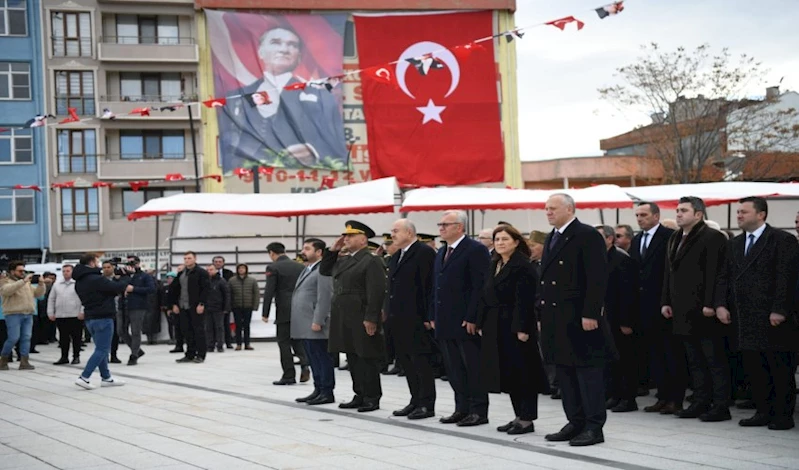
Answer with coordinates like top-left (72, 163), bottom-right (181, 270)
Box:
top-left (155, 216), bottom-right (160, 277)
top-left (598, 209), bottom-right (605, 225)
top-left (295, 216), bottom-right (300, 258)
top-left (301, 216), bottom-right (307, 246)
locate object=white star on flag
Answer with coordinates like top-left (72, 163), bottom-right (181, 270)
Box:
top-left (416, 99), bottom-right (446, 124)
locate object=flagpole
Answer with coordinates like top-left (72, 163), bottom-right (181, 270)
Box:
top-left (188, 104), bottom-right (201, 193)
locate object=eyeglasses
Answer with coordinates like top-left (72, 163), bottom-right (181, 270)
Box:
top-left (477, 236), bottom-right (492, 240)
top-left (614, 234), bottom-right (626, 238)
top-left (436, 222), bottom-right (462, 228)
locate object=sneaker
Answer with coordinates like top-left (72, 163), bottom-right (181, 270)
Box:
top-left (75, 377), bottom-right (96, 390)
top-left (101, 378), bottom-right (126, 387)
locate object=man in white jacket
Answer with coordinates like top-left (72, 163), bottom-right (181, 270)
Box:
top-left (47, 265), bottom-right (84, 365)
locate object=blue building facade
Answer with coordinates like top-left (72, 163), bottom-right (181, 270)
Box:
top-left (0, 0), bottom-right (49, 269)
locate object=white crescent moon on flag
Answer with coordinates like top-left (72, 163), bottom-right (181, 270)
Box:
top-left (394, 41), bottom-right (460, 99)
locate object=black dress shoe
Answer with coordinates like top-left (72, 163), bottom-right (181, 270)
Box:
top-left (660, 402), bottom-right (683, 415)
top-left (440, 411), bottom-right (468, 424)
top-left (357, 401), bottom-right (380, 413)
top-left (545, 423), bottom-right (581, 442)
top-left (176, 356), bottom-right (194, 363)
top-left (169, 347), bottom-right (184, 354)
top-left (393, 404), bottom-right (416, 417)
top-left (456, 414), bottom-right (488, 427)
top-left (739, 413), bottom-right (771, 427)
top-left (569, 429), bottom-right (604, 447)
top-left (550, 389), bottom-right (561, 400)
top-left (382, 365), bottom-right (401, 375)
top-left (408, 407), bottom-right (434, 420)
top-left (644, 400), bottom-right (667, 413)
top-left (53, 358), bottom-right (69, 365)
top-left (768, 418), bottom-right (795, 430)
top-left (71, 357), bottom-right (80, 365)
top-left (127, 356), bottom-right (137, 366)
top-left (698, 405), bottom-right (731, 422)
top-left (440, 375), bottom-right (448, 382)
top-left (273, 378), bottom-right (297, 385)
top-left (507, 422), bottom-right (535, 435)
top-left (605, 398), bottom-right (620, 410)
top-left (675, 403), bottom-right (709, 419)
top-left (137, 349), bottom-right (145, 358)
top-left (109, 356), bottom-right (122, 364)
top-left (497, 421), bottom-right (516, 432)
top-left (339, 396), bottom-right (364, 409)
top-left (736, 400), bottom-right (756, 410)
top-left (296, 391), bottom-right (320, 403)
top-left (307, 394), bottom-right (335, 406)
top-left (611, 399), bottom-right (639, 413)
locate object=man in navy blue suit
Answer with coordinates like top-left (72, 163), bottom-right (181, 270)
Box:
top-left (432, 210), bottom-right (491, 427)
top-left (220, 25), bottom-right (348, 169)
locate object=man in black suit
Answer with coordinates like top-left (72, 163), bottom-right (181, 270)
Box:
top-left (263, 242), bottom-right (309, 385)
top-left (540, 194), bottom-right (609, 447)
top-left (220, 25), bottom-right (347, 169)
top-left (596, 225), bottom-right (639, 413)
top-left (629, 202), bottom-right (681, 413)
top-left (715, 197), bottom-right (799, 430)
top-left (662, 196), bottom-right (729, 422)
top-left (432, 210), bottom-right (491, 427)
top-left (387, 219), bottom-right (437, 420)
top-left (170, 252), bottom-right (210, 364)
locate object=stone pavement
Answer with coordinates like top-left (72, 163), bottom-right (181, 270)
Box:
top-left (1, 342), bottom-right (797, 470)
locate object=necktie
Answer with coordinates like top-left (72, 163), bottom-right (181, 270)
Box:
top-left (640, 232), bottom-right (649, 257)
top-left (548, 230), bottom-right (561, 250)
top-left (677, 233), bottom-right (688, 252)
top-left (745, 234), bottom-right (755, 256)
top-left (444, 246), bottom-right (454, 263)
top-left (398, 250), bottom-right (405, 264)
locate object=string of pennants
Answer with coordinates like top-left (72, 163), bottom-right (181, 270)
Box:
top-left (0, 1), bottom-right (626, 136)
top-left (0, 174), bottom-right (222, 192)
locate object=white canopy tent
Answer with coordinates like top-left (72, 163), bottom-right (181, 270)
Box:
top-left (624, 182), bottom-right (799, 209)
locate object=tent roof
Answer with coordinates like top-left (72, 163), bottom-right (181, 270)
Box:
top-left (127, 177), bottom-right (398, 220)
top-left (399, 184), bottom-right (633, 212)
top-left (625, 182), bottom-right (799, 209)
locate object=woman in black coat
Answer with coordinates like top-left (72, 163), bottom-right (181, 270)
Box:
top-left (477, 225), bottom-right (548, 435)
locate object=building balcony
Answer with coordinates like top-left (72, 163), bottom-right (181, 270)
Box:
top-left (97, 154), bottom-right (199, 180)
top-left (97, 37), bottom-right (198, 63)
top-left (98, 96), bottom-right (193, 120)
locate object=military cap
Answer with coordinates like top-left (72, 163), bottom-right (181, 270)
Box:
top-left (529, 230), bottom-right (547, 245)
top-left (367, 241), bottom-right (381, 251)
top-left (417, 233), bottom-right (437, 242)
top-left (342, 220), bottom-right (376, 238)
top-left (381, 233), bottom-right (394, 245)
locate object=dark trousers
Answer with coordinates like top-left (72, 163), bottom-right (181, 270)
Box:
top-left (56, 317), bottom-right (82, 360)
top-left (610, 331), bottom-right (639, 400)
top-left (683, 336), bottom-right (730, 407)
top-left (30, 314), bottom-right (39, 349)
top-left (0, 320), bottom-right (6, 355)
top-left (441, 338), bottom-right (488, 417)
top-left (232, 308), bottom-right (252, 346)
top-left (396, 350), bottom-right (436, 409)
top-left (556, 365), bottom-right (607, 431)
top-left (347, 352), bottom-right (382, 402)
top-left (743, 350), bottom-right (796, 420)
top-left (510, 392), bottom-right (539, 421)
top-left (223, 312), bottom-right (233, 346)
top-left (277, 322), bottom-right (308, 379)
top-left (384, 317), bottom-right (396, 366)
top-left (650, 328), bottom-right (687, 403)
top-left (168, 312), bottom-right (183, 347)
top-left (204, 310), bottom-right (226, 349)
top-left (111, 315), bottom-right (119, 357)
top-left (179, 309), bottom-right (206, 360)
top-left (117, 309), bottom-right (146, 358)
top-left (304, 339), bottom-right (335, 395)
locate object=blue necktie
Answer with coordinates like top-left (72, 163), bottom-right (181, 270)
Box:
top-left (548, 230), bottom-right (561, 250)
top-left (745, 234), bottom-right (755, 256)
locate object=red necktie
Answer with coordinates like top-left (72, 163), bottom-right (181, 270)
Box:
top-left (444, 246), bottom-right (454, 263)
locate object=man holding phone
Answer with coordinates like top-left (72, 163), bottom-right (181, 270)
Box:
top-left (0, 261), bottom-right (46, 371)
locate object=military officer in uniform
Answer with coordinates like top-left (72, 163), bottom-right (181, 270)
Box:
top-left (319, 221), bottom-right (387, 412)
top-left (417, 234), bottom-right (438, 251)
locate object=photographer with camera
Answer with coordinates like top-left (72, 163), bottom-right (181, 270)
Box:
top-left (73, 253), bottom-right (132, 389)
top-left (116, 256), bottom-right (156, 366)
top-left (0, 261), bottom-right (46, 371)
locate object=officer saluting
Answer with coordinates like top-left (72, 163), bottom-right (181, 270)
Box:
top-left (319, 221), bottom-right (387, 412)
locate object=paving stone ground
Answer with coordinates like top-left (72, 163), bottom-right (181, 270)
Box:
top-left (1, 338), bottom-right (797, 470)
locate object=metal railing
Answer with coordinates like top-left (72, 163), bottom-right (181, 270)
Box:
top-left (55, 97), bottom-right (96, 116)
top-left (51, 37), bottom-right (93, 57)
top-left (99, 36), bottom-right (195, 45)
top-left (58, 155), bottom-right (98, 174)
top-left (102, 153), bottom-right (188, 161)
top-left (99, 95), bottom-right (189, 103)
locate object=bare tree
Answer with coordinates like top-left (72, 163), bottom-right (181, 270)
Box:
top-left (599, 43), bottom-right (798, 183)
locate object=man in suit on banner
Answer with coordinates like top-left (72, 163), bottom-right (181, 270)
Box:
top-left (221, 25), bottom-right (348, 169)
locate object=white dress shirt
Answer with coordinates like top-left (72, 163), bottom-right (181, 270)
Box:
top-left (745, 223), bottom-right (767, 255)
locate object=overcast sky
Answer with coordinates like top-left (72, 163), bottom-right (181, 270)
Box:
top-left (515, 0), bottom-right (799, 161)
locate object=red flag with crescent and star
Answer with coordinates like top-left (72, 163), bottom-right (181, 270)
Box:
top-left (354, 11), bottom-right (504, 186)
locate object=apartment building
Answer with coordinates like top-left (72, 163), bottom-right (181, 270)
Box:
top-left (0, 0), bottom-right (48, 270)
top-left (41, 0), bottom-right (202, 258)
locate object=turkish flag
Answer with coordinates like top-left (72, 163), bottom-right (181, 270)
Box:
top-left (354, 11), bottom-right (504, 186)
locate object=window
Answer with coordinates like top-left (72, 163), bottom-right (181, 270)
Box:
top-left (119, 130), bottom-right (184, 159)
top-left (0, 0), bottom-right (27, 36)
top-left (119, 72), bottom-right (181, 101)
top-left (0, 189), bottom-right (35, 224)
top-left (57, 129), bottom-right (96, 173)
top-left (115, 15), bottom-right (179, 45)
top-left (0, 128), bottom-right (32, 164)
top-left (122, 188), bottom-right (183, 215)
top-left (51, 11), bottom-right (92, 57)
top-left (0, 62), bottom-right (31, 100)
top-left (61, 188), bottom-right (99, 232)
top-left (55, 70), bottom-right (95, 115)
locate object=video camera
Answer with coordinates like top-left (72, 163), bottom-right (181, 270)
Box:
top-left (108, 256), bottom-right (138, 277)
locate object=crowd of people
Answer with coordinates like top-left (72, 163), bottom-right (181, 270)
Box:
top-left (1, 195), bottom-right (797, 447)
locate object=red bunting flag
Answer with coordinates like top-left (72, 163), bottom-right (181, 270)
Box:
top-left (51, 182), bottom-right (75, 189)
top-left (319, 176), bottom-right (335, 189)
top-left (203, 97), bottom-right (226, 108)
top-left (546, 16), bottom-right (585, 31)
top-left (233, 168), bottom-right (253, 179)
top-left (129, 107), bottom-right (151, 117)
top-left (58, 108), bottom-right (80, 124)
top-left (202, 174), bottom-right (223, 182)
top-left (129, 181), bottom-right (150, 192)
top-left (92, 182), bottom-right (114, 188)
top-left (12, 185), bottom-right (41, 191)
top-left (284, 81), bottom-right (308, 91)
top-left (164, 173), bottom-right (185, 181)
top-left (451, 42), bottom-right (486, 60)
